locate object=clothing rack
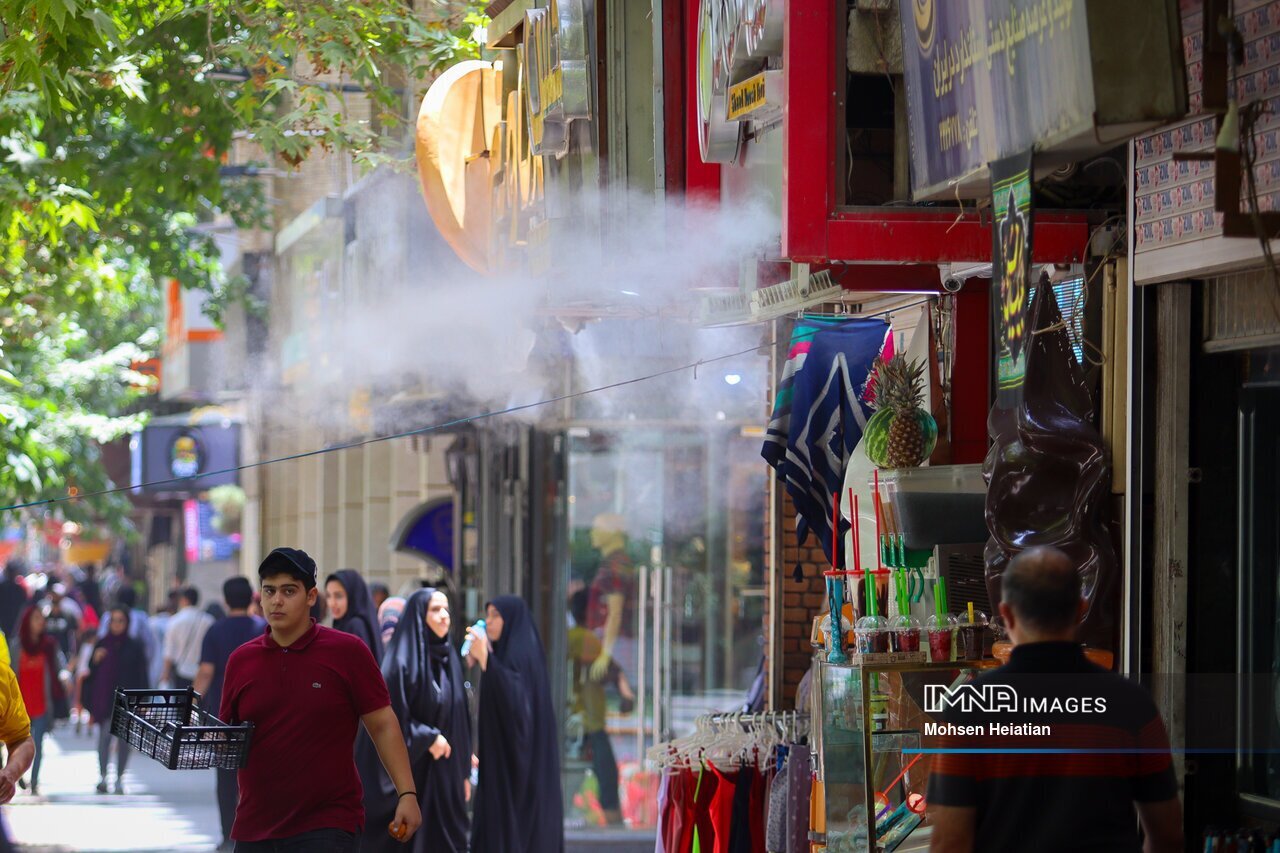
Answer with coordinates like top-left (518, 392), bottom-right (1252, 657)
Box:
top-left (648, 711), bottom-right (811, 770)
top-left (698, 710), bottom-right (810, 738)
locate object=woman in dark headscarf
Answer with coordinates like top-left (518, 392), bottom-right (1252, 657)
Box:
top-left (364, 589), bottom-right (470, 853)
top-left (326, 569), bottom-right (388, 829)
top-left (325, 569), bottom-right (384, 660)
top-left (85, 606), bottom-right (148, 794)
top-left (467, 595), bottom-right (563, 853)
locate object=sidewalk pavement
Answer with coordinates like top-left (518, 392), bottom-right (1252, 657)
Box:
top-left (5, 722), bottom-right (222, 852)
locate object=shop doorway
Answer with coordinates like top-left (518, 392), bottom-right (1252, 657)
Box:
top-left (554, 425), bottom-right (768, 835)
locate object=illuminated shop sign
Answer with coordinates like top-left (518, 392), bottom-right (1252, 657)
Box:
top-left (697, 0), bottom-right (783, 164)
top-left (523, 0), bottom-right (591, 158)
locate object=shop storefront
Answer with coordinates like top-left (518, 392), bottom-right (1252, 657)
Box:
top-left (640, 0), bottom-right (1189, 849)
top-left (1128, 0), bottom-right (1280, 843)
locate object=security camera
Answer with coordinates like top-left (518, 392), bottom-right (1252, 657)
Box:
top-left (943, 276), bottom-right (964, 294)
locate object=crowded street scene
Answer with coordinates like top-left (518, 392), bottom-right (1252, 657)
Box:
top-left (1, 0), bottom-right (1278, 851)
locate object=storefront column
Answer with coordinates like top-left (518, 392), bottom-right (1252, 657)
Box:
top-left (297, 451), bottom-right (322, 560)
top-left (1152, 282), bottom-right (1191, 787)
top-left (388, 438), bottom-right (422, 586)
top-left (338, 446), bottom-right (365, 568)
top-left (363, 442), bottom-right (393, 576)
top-left (320, 451), bottom-right (340, 570)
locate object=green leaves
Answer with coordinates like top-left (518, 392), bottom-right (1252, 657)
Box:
top-left (0, 0), bottom-right (488, 531)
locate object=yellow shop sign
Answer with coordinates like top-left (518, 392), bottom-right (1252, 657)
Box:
top-left (727, 73), bottom-right (767, 121)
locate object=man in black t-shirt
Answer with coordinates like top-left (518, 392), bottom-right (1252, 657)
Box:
top-left (194, 577), bottom-right (265, 852)
top-left (927, 547), bottom-right (1183, 853)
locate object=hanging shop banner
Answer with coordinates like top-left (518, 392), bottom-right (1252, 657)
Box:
top-left (523, 0), bottom-right (592, 158)
top-left (899, 0), bottom-right (1091, 198)
top-left (697, 0), bottom-right (784, 164)
top-left (991, 150), bottom-right (1034, 407)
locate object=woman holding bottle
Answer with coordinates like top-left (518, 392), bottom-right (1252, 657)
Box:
top-left (364, 588), bottom-right (471, 852)
top-left (467, 595), bottom-right (563, 853)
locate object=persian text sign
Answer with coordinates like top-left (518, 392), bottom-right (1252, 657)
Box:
top-left (523, 0), bottom-right (591, 158)
top-left (991, 151), bottom-right (1034, 407)
top-left (899, 0), bottom-right (1092, 197)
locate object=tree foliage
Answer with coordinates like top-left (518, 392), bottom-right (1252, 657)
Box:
top-left (0, 0), bottom-right (487, 529)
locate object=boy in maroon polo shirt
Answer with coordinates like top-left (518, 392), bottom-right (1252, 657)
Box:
top-left (221, 547), bottom-right (421, 852)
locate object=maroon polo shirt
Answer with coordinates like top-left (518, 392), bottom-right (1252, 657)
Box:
top-left (220, 620), bottom-right (391, 841)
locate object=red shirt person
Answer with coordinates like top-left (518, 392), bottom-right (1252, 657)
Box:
top-left (220, 548), bottom-right (422, 851)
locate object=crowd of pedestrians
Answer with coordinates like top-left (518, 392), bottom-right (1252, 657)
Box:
top-left (0, 550), bottom-right (569, 852)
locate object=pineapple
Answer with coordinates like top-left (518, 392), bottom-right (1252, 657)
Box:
top-left (863, 354), bottom-right (938, 469)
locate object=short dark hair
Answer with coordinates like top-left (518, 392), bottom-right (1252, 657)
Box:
top-left (181, 585), bottom-right (200, 607)
top-left (569, 589), bottom-right (589, 626)
top-left (370, 582), bottom-right (390, 599)
top-left (116, 586), bottom-right (137, 609)
top-left (223, 577), bottom-right (253, 610)
top-left (1001, 547), bottom-right (1082, 632)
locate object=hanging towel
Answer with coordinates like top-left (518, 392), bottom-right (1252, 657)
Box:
top-left (762, 318), bottom-right (891, 579)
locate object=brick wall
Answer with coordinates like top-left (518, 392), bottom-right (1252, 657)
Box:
top-left (778, 490), bottom-right (829, 709)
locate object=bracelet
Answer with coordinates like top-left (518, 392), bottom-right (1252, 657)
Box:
top-left (399, 791), bottom-right (417, 799)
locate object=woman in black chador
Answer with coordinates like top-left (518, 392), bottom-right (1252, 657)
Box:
top-left (364, 588), bottom-right (470, 852)
top-left (467, 595), bottom-right (564, 853)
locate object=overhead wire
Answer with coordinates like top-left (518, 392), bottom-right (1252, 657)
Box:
top-left (0, 340), bottom-right (777, 514)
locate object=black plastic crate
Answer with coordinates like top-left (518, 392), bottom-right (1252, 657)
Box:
top-left (110, 688), bottom-right (253, 770)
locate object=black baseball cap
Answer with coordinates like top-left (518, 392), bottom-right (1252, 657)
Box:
top-left (257, 547), bottom-right (318, 589)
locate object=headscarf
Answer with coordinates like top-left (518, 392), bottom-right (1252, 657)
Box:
top-left (325, 569), bottom-right (384, 660)
top-left (88, 609), bottom-right (145, 721)
top-left (378, 596), bottom-right (406, 649)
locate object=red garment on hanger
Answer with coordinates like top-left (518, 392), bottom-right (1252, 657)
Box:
top-left (664, 769), bottom-right (697, 853)
top-left (691, 765), bottom-right (721, 851)
top-left (707, 764), bottom-right (738, 853)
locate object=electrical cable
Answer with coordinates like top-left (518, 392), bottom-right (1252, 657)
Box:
top-left (0, 340), bottom-right (776, 514)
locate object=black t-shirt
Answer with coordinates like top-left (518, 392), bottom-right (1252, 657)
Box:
top-left (198, 615), bottom-right (265, 713)
top-left (926, 642), bottom-right (1178, 853)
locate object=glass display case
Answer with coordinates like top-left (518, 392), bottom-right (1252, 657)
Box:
top-left (811, 656), bottom-right (999, 853)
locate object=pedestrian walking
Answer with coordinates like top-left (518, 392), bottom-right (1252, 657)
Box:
top-left (221, 547), bottom-right (421, 851)
top-left (377, 596), bottom-right (406, 649)
top-left (147, 591), bottom-right (178, 687)
top-left (0, 647), bottom-right (36, 853)
top-left (566, 589), bottom-right (622, 825)
top-left (326, 569), bottom-right (389, 842)
top-left (99, 586), bottom-right (155, 675)
top-left (927, 546), bottom-right (1183, 853)
top-left (84, 606), bottom-right (148, 794)
top-left (11, 606), bottom-right (68, 796)
top-left (466, 595), bottom-right (564, 853)
top-left (161, 586), bottom-right (213, 690)
top-left (365, 588), bottom-right (471, 853)
top-left (0, 561), bottom-right (28, 639)
top-left (325, 570), bottom-right (385, 659)
top-left (44, 583), bottom-right (81, 661)
top-left (193, 577), bottom-right (266, 852)
top-left (370, 583), bottom-right (391, 612)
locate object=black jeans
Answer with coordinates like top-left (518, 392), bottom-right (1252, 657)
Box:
top-left (234, 829), bottom-right (358, 852)
top-left (216, 768), bottom-right (238, 843)
top-left (586, 729), bottom-right (620, 811)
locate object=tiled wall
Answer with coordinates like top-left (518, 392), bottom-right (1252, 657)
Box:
top-left (1134, 0), bottom-right (1280, 254)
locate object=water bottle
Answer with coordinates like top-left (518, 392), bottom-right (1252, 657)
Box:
top-left (460, 619), bottom-right (486, 658)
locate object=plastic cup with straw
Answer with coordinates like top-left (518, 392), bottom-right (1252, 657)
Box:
top-left (927, 577), bottom-right (955, 663)
top-left (890, 567), bottom-right (921, 652)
